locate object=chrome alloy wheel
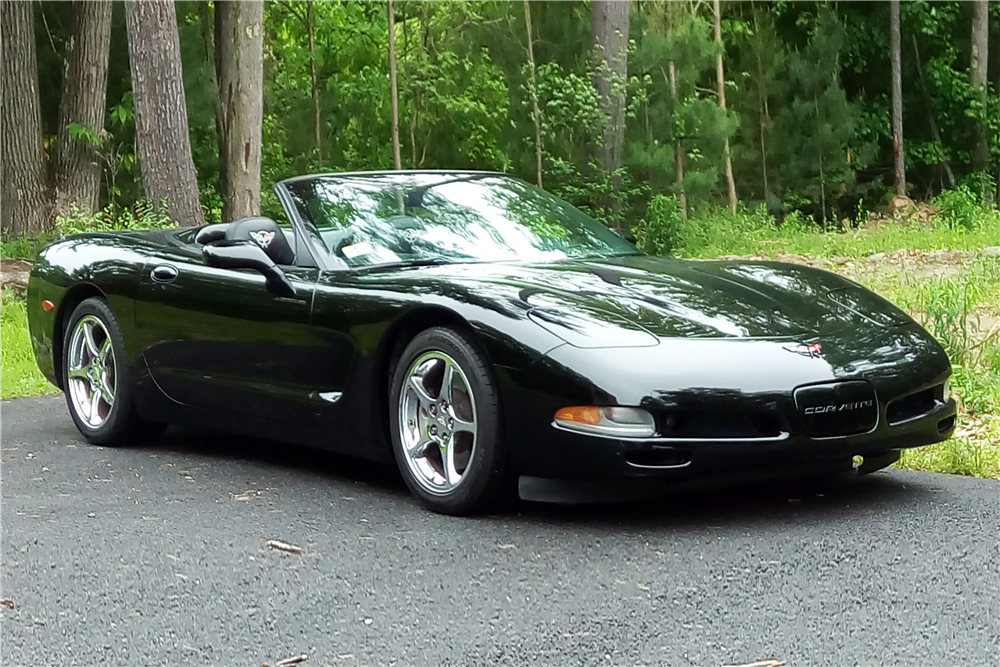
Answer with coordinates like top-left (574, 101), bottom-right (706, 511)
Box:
top-left (66, 315), bottom-right (117, 429)
top-left (398, 351), bottom-right (478, 495)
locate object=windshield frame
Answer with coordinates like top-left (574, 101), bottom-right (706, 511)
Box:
top-left (276, 170), bottom-right (641, 272)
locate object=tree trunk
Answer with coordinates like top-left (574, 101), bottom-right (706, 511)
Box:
top-left (307, 2), bottom-right (321, 167)
top-left (215, 0), bottom-right (263, 221)
top-left (969, 0), bottom-right (989, 175)
top-left (125, 0), bottom-right (204, 226)
top-left (752, 5), bottom-right (771, 203)
top-left (890, 0), bottom-right (906, 196)
top-left (912, 35), bottom-right (956, 189)
top-left (387, 0), bottom-right (402, 170)
top-left (54, 1), bottom-right (113, 221)
top-left (1, 1), bottom-right (51, 238)
top-left (591, 0), bottom-right (629, 227)
top-left (523, 0), bottom-right (543, 189)
top-left (714, 0), bottom-right (737, 212)
top-left (666, 4), bottom-right (686, 220)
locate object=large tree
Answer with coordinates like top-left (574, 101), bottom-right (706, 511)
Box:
top-left (387, 0), bottom-right (401, 170)
top-left (54, 1), bottom-right (113, 220)
top-left (215, 0), bottom-right (263, 221)
top-left (591, 0), bottom-right (629, 226)
top-left (890, 0), bottom-right (905, 196)
top-left (524, 0), bottom-right (543, 188)
top-left (713, 0), bottom-right (737, 212)
top-left (1, 2), bottom-right (50, 238)
top-left (969, 0), bottom-right (989, 176)
top-left (125, 0), bottom-right (204, 226)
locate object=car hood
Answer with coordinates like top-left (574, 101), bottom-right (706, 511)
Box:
top-left (412, 255), bottom-right (911, 343)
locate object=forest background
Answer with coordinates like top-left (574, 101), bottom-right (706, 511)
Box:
top-left (2, 0), bottom-right (998, 241)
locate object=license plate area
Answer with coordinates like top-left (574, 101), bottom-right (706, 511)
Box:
top-left (794, 380), bottom-right (878, 437)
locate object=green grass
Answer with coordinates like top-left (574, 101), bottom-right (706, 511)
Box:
top-left (1, 289), bottom-right (57, 399)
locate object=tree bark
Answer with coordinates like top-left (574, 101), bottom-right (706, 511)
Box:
top-left (125, 0), bottom-right (204, 226)
top-left (714, 0), bottom-right (737, 212)
top-left (890, 0), bottom-right (906, 196)
top-left (54, 1), bottom-right (113, 221)
top-left (969, 0), bottom-right (989, 175)
top-left (523, 0), bottom-right (543, 189)
top-left (1, 1), bottom-right (51, 238)
top-left (387, 0), bottom-right (402, 170)
top-left (215, 0), bottom-right (263, 221)
top-left (591, 0), bottom-right (629, 227)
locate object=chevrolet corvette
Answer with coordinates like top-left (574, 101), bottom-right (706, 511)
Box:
top-left (27, 171), bottom-right (957, 514)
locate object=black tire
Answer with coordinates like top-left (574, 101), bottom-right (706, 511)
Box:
top-left (62, 297), bottom-right (164, 446)
top-left (388, 326), bottom-right (510, 515)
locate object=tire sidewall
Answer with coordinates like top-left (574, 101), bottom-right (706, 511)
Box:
top-left (388, 327), bottom-right (506, 515)
top-left (62, 297), bottom-right (135, 445)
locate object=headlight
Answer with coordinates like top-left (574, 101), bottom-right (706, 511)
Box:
top-left (553, 406), bottom-right (656, 437)
top-left (942, 378), bottom-right (951, 401)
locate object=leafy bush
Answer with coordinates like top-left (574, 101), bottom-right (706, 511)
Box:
top-left (633, 199), bottom-right (786, 258)
top-left (931, 184), bottom-right (1000, 231)
top-left (55, 201), bottom-right (174, 236)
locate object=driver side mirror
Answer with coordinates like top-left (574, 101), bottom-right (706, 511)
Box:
top-left (202, 240), bottom-right (297, 298)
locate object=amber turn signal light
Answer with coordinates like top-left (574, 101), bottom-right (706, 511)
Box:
top-left (41, 299), bottom-right (55, 312)
top-left (553, 405), bottom-right (657, 437)
top-left (554, 405), bottom-right (601, 425)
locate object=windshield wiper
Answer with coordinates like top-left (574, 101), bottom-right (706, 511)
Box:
top-left (356, 258), bottom-right (454, 272)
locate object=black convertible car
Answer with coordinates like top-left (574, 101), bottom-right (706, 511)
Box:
top-left (28, 171), bottom-right (956, 514)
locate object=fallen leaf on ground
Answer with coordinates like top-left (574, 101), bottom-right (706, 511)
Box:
top-left (0, 599), bottom-right (13, 609)
top-left (266, 539), bottom-right (302, 554)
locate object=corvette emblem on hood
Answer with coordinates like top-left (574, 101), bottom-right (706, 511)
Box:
top-left (250, 230), bottom-right (275, 248)
top-left (784, 342), bottom-right (823, 358)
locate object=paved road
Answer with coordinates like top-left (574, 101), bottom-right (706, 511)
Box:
top-left (2, 395), bottom-right (998, 667)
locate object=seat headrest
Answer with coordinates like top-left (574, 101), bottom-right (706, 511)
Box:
top-left (225, 217), bottom-right (295, 265)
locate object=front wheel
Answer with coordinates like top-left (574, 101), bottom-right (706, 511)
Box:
top-left (388, 326), bottom-right (509, 515)
top-left (62, 297), bottom-right (163, 446)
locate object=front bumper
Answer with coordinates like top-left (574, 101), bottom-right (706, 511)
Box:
top-left (515, 393), bottom-right (955, 483)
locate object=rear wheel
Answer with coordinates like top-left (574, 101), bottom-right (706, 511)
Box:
top-left (389, 326), bottom-right (509, 515)
top-left (62, 297), bottom-right (163, 446)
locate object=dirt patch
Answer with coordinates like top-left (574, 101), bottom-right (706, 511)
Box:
top-left (716, 247), bottom-right (1000, 281)
top-left (1, 259), bottom-right (32, 296)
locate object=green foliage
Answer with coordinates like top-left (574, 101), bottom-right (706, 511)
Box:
top-left (54, 202), bottom-right (174, 236)
top-left (13, 0), bottom-right (997, 244)
top-left (932, 183), bottom-right (999, 230)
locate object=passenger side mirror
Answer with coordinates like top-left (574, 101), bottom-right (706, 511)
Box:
top-left (202, 240), bottom-right (297, 298)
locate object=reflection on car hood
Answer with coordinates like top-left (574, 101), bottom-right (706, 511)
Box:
top-left (429, 255), bottom-right (910, 340)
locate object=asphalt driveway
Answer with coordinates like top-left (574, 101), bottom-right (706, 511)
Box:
top-left (2, 394), bottom-right (998, 666)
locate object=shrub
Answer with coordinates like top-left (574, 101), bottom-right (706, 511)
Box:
top-left (55, 201), bottom-right (174, 236)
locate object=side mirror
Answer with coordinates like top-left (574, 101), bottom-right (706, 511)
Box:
top-left (202, 240), bottom-right (297, 298)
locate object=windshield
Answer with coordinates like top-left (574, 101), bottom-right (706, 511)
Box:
top-left (282, 173), bottom-right (638, 268)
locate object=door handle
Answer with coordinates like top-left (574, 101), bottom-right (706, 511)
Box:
top-left (150, 264), bottom-right (178, 283)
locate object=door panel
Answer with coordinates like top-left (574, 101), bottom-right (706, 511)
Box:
top-left (134, 252), bottom-right (351, 425)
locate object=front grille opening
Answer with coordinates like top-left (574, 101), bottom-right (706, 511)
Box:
top-left (887, 387), bottom-right (938, 425)
top-left (937, 415), bottom-right (956, 433)
top-left (624, 449), bottom-right (691, 468)
top-left (658, 410), bottom-right (786, 439)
